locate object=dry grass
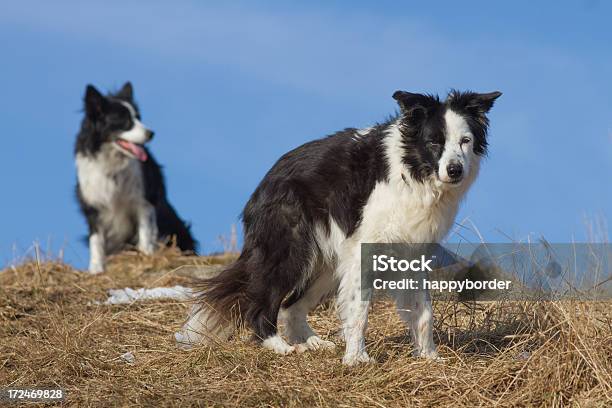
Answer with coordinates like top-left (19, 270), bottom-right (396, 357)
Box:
top-left (1, 248), bottom-right (610, 407)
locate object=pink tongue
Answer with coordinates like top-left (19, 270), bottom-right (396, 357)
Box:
top-left (117, 140), bottom-right (148, 161)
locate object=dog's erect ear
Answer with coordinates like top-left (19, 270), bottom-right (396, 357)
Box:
top-left (393, 91), bottom-right (433, 122)
top-left (84, 85), bottom-right (108, 120)
top-left (116, 81), bottom-right (133, 101)
top-left (393, 91), bottom-right (426, 110)
top-left (469, 91), bottom-right (502, 113)
top-left (459, 91), bottom-right (502, 114)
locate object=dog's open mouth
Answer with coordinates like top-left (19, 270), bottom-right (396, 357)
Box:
top-left (115, 139), bottom-right (148, 162)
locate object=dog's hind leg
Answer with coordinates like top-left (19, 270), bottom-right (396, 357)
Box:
top-left (249, 263), bottom-right (302, 356)
top-left (279, 270), bottom-right (337, 352)
top-left (246, 225), bottom-right (316, 356)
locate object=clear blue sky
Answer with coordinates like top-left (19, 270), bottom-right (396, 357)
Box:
top-left (1, 1), bottom-right (610, 268)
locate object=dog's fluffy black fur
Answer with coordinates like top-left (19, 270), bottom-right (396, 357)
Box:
top-left (179, 89), bottom-right (501, 365)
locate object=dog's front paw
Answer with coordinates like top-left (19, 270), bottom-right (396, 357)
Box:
top-left (413, 348), bottom-right (440, 360)
top-left (342, 351), bottom-right (375, 366)
top-left (175, 331), bottom-right (199, 350)
top-left (138, 242), bottom-right (156, 255)
top-left (174, 332), bottom-right (192, 350)
top-left (88, 262), bottom-right (104, 274)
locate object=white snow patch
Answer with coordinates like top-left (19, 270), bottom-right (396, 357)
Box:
top-left (101, 285), bottom-right (192, 305)
top-left (120, 351), bottom-right (135, 364)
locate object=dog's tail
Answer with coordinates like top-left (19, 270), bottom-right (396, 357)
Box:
top-left (175, 258), bottom-right (249, 348)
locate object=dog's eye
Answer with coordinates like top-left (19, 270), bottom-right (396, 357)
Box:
top-left (460, 137), bottom-right (471, 145)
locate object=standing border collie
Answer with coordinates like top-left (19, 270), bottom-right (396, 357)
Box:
top-left (75, 82), bottom-right (197, 274)
top-left (177, 89), bottom-right (500, 365)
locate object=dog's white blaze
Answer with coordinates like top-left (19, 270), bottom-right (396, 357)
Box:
top-left (117, 101), bottom-right (149, 144)
top-left (438, 109), bottom-right (474, 183)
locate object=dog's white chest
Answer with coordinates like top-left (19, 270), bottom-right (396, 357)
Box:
top-left (76, 153), bottom-right (143, 208)
top-left (358, 180), bottom-right (459, 244)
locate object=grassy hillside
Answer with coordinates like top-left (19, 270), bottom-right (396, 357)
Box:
top-left (1, 249), bottom-right (610, 407)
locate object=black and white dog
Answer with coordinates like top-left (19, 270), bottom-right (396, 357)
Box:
top-left (75, 82), bottom-right (197, 274)
top-left (177, 90), bottom-right (500, 365)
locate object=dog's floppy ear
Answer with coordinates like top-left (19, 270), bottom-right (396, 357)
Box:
top-left (84, 85), bottom-right (108, 120)
top-left (116, 81), bottom-right (133, 101)
top-left (393, 90), bottom-right (433, 122)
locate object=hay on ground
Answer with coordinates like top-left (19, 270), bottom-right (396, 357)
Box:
top-left (1, 248), bottom-right (610, 407)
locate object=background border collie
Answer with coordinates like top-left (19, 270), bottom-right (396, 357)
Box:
top-left (75, 82), bottom-right (197, 274)
top-left (177, 89), bottom-right (501, 365)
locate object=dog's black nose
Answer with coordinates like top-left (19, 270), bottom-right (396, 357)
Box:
top-left (447, 163), bottom-right (463, 180)
top-left (146, 130), bottom-right (155, 140)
